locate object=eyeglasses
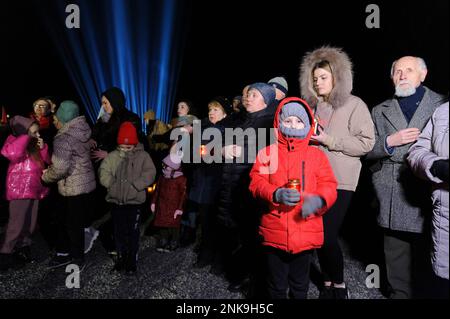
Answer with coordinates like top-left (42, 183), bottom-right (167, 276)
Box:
top-left (34, 104), bottom-right (48, 109)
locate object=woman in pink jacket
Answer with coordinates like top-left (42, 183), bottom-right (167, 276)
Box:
top-left (0, 116), bottom-right (50, 271)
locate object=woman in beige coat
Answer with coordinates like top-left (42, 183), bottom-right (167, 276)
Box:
top-left (299, 46), bottom-right (375, 299)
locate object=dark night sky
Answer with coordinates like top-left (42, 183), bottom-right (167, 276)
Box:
top-left (1, 0), bottom-right (449, 121)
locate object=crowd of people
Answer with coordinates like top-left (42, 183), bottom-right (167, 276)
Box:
top-left (0, 47), bottom-right (448, 299)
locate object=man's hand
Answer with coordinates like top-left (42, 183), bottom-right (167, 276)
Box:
top-left (386, 128), bottom-right (421, 147)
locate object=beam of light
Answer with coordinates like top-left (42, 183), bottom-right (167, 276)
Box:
top-left (152, 0), bottom-right (175, 123)
top-left (35, 0), bottom-right (185, 129)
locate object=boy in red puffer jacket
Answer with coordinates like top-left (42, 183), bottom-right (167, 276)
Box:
top-left (249, 98), bottom-right (337, 299)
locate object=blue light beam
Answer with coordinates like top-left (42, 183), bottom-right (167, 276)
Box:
top-left (37, 0), bottom-right (185, 129)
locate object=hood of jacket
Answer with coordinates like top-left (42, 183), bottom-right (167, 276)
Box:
top-left (57, 116), bottom-right (91, 143)
top-left (273, 97), bottom-right (315, 151)
top-left (10, 116), bottom-right (36, 136)
top-left (300, 46), bottom-right (353, 108)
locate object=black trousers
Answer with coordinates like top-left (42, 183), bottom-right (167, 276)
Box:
top-left (111, 204), bottom-right (141, 265)
top-left (198, 203), bottom-right (217, 263)
top-left (37, 184), bottom-right (63, 250)
top-left (56, 193), bottom-right (93, 260)
top-left (266, 247), bottom-right (313, 299)
top-left (383, 228), bottom-right (439, 299)
top-left (92, 185), bottom-right (115, 252)
top-left (317, 189), bottom-right (353, 284)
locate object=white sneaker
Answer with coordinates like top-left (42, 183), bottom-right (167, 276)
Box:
top-left (84, 227), bottom-right (99, 254)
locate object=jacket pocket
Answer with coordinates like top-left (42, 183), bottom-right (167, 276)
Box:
top-left (125, 182), bottom-right (139, 202)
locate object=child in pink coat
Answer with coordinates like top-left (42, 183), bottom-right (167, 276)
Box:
top-left (0, 116), bottom-right (50, 270)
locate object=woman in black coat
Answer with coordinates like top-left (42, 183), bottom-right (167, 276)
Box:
top-left (189, 97), bottom-right (230, 268)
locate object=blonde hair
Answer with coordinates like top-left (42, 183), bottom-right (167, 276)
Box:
top-left (208, 101), bottom-right (225, 113)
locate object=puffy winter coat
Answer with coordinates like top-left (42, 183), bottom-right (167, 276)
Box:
top-left (407, 102), bottom-right (449, 279)
top-left (249, 97), bottom-right (338, 254)
top-left (299, 46), bottom-right (375, 191)
top-left (152, 175), bottom-right (187, 228)
top-left (42, 116), bottom-right (96, 197)
top-left (1, 135), bottom-right (50, 200)
top-left (99, 143), bottom-right (156, 205)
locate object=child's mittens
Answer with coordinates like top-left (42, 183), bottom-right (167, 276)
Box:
top-left (274, 188), bottom-right (300, 206)
top-left (301, 196), bottom-right (325, 218)
top-left (173, 210), bottom-right (183, 219)
top-left (151, 203), bottom-right (155, 213)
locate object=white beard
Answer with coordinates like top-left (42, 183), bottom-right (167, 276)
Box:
top-left (395, 82), bottom-right (417, 97)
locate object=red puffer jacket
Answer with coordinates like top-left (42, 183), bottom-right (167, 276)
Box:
top-left (249, 97), bottom-right (337, 254)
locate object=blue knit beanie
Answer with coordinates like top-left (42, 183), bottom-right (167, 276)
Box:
top-left (56, 100), bottom-right (79, 124)
top-left (248, 83), bottom-right (276, 107)
top-left (268, 76), bottom-right (289, 95)
top-left (279, 102), bottom-right (311, 138)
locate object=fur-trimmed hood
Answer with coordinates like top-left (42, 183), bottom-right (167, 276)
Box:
top-left (299, 46), bottom-right (353, 108)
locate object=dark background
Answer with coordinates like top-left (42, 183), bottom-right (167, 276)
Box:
top-left (0, 0), bottom-right (448, 296)
top-left (0, 0), bottom-right (448, 119)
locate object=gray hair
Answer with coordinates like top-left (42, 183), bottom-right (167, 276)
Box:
top-left (390, 57), bottom-right (427, 78)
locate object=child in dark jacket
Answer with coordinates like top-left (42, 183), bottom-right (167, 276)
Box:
top-left (0, 116), bottom-right (50, 270)
top-left (99, 122), bottom-right (156, 274)
top-left (249, 98), bottom-right (338, 299)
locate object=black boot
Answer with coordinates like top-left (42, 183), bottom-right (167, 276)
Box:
top-left (227, 276), bottom-right (250, 293)
top-left (112, 253), bottom-right (126, 272)
top-left (179, 226), bottom-right (195, 247)
top-left (0, 253), bottom-right (25, 271)
top-left (0, 253), bottom-right (13, 271)
top-left (14, 246), bottom-right (34, 263)
top-left (318, 286), bottom-right (335, 299)
top-left (125, 253), bottom-right (137, 275)
top-left (194, 249), bottom-right (214, 268)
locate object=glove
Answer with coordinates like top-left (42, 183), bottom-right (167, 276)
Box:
top-left (274, 188), bottom-right (300, 206)
top-left (431, 159), bottom-right (449, 183)
top-left (173, 210), bottom-right (183, 219)
top-left (301, 196), bottom-right (325, 218)
top-left (151, 203), bottom-right (155, 213)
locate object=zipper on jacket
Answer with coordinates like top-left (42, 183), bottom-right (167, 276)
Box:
top-left (302, 161), bottom-right (305, 193)
top-left (285, 151), bottom-right (290, 252)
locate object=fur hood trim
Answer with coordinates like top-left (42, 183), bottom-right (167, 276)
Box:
top-left (299, 46), bottom-right (353, 108)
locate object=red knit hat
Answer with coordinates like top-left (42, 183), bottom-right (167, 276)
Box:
top-left (117, 122), bottom-right (138, 145)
